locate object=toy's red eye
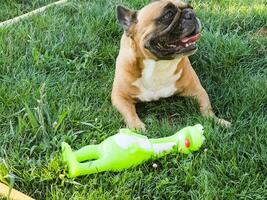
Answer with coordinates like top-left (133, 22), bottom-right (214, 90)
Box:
top-left (185, 139), bottom-right (190, 148)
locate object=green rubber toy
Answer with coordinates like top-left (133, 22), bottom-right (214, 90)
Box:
top-left (62, 124), bottom-right (205, 177)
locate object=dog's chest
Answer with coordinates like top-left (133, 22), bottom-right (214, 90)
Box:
top-left (133, 58), bottom-right (183, 102)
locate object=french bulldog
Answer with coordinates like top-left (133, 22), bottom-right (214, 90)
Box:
top-left (111, 0), bottom-right (231, 130)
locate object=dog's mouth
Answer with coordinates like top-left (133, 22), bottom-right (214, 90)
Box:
top-left (147, 29), bottom-right (201, 60)
top-left (156, 33), bottom-right (201, 53)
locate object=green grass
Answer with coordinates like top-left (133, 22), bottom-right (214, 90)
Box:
top-left (0, 0), bottom-right (56, 22)
top-left (0, 0), bottom-right (266, 199)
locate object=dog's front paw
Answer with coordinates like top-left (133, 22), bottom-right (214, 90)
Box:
top-left (216, 118), bottom-right (231, 128)
top-left (127, 119), bottom-right (146, 131)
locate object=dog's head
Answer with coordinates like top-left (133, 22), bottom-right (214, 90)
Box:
top-left (117, 0), bottom-right (201, 60)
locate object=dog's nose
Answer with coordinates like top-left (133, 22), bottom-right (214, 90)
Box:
top-left (182, 8), bottom-right (195, 20)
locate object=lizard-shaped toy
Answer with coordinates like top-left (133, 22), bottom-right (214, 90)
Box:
top-left (62, 124), bottom-right (205, 177)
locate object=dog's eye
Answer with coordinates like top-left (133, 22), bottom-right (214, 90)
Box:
top-left (163, 11), bottom-right (175, 20)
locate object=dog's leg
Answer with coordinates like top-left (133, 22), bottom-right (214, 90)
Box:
top-left (188, 87), bottom-right (231, 127)
top-left (176, 58), bottom-right (231, 127)
top-left (178, 76), bottom-right (231, 127)
top-left (112, 93), bottom-right (145, 130)
top-left (197, 88), bottom-right (231, 127)
top-left (194, 88), bottom-right (214, 117)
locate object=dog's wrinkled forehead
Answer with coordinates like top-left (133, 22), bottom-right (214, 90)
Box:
top-left (137, 0), bottom-right (189, 26)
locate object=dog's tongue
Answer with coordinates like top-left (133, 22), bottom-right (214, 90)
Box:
top-left (181, 33), bottom-right (201, 43)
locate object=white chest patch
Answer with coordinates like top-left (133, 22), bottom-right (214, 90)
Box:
top-left (132, 58), bottom-right (183, 102)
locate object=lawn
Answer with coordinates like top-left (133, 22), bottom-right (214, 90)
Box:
top-left (0, 0), bottom-right (57, 22)
top-left (0, 0), bottom-right (266, 199)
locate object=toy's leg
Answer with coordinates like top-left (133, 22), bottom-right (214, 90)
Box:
top-left (62, 142), bottom-right (106, 177)
top-left (74, 145), bottom-right (100, 162)
top-left (62, 142), bottom-right (80, 177)
top-left (72, 159), bottom-right (108, 177)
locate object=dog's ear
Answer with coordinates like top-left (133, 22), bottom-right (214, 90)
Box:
top-left (116, 5), bottom-right (137, 37)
